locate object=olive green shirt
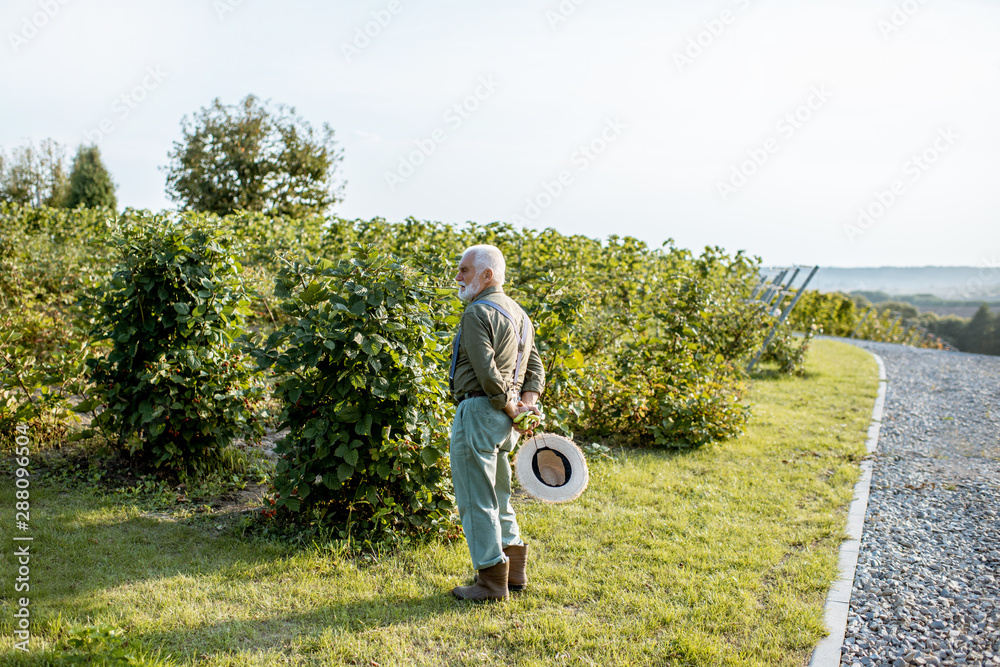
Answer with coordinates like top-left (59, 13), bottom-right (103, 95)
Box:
top-left (450, 285), bottom-right (545, 410)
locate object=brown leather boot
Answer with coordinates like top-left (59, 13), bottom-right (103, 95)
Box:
top-left (452, 561), bottom-right (509, 601)
top-left (504, 544), bottom-right (528, 592)
top-left (471, 544), bottom-right (529, 592)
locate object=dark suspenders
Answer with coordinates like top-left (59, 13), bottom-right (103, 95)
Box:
top-left (449, 299), bottom-right (531, 392)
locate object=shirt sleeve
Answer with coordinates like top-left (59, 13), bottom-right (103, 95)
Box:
top-left (521, 343), bottom-right (545, 396)
top-left (460, 308), bottom-right (517, 411)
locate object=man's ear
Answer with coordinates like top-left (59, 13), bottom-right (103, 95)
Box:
top-left (482, 268), bottom-right (494, 284)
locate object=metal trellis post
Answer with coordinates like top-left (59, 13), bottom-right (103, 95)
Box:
top-left (850, 307), bottom-right (873, 339)
top-left (760, 269), bottom-right (788, 306)
top-left (746, 265), bottom-right (819, 372)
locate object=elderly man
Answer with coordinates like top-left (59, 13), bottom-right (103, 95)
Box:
top-left (449, 243), bottom-right (544, 601)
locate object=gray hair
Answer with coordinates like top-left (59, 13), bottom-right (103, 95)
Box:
top-left (463, 244), bottom-right (506, 286)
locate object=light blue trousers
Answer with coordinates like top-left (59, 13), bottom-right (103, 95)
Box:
top-left (450, 396), bottom-right (523, 571)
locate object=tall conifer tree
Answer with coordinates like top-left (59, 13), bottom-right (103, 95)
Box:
top-left (66, 144), bottom-right (117, 210)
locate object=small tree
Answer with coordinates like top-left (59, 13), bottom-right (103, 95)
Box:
top-left (66, 145), bottom-right (117, 210)
top-left (163, 94), bottom-right (344, 218)
top-left (960, 304), bottom-right (998, 355)
top-left (0, 139), bottom-right (69, 207)
top-left (253, 246), bottom-right (456, 544)
top-left (87, 213), bottom-right (265, 475)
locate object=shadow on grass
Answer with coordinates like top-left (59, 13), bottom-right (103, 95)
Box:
top-left (749, 368), bottom-right (818, 382)
top-left (7, 590), bottom-right (459, 666)
top-left (11, 486), bottom-right (289, 599)
top-left (134, 592), bottom-right (462, 659)
top-left (8, 489), bottom-right (464, 663)
top-left (17, 474), bottom-right (468, 592)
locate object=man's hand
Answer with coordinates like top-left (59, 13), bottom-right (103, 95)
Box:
top-left (503, 400), bottom-right (523, 420)
top-left (505, 401), bottom-right (530, 431)
top-left (507, 398), bottom-right (542, 436)
top-left (513, 410), bottom-right (542, 430)
top-left (520, 391), bottom-right (540, 409)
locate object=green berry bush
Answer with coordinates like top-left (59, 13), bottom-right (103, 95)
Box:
top-left (252, 245), bottom-right (456, 544)
top-left (86, 213), bottom-right (265, 475)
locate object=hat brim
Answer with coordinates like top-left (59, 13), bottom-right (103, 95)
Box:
top-left (514, 433), bottom-right (589, 503)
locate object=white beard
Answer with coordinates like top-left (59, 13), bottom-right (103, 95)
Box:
top-left (457, 276), bottom-right (483, 303)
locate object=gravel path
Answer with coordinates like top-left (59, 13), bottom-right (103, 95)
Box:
top-left (841, 341), bottom-right (1000, 667)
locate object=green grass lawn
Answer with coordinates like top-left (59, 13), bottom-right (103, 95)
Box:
top-left (1, 339), bottom-right (877, 666)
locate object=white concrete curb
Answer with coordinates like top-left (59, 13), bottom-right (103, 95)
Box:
top-left (809, 351), bottom-right (887, 667)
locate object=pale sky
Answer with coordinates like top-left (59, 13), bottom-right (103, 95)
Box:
top-left (2, 0), bottom-right (999, 268)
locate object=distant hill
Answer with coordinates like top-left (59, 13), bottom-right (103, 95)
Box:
top-left (808, 267), bottom-right (1000, 299)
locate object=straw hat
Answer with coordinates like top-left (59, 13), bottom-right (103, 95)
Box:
top-left (514, 433), bottom-right (589, 503)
